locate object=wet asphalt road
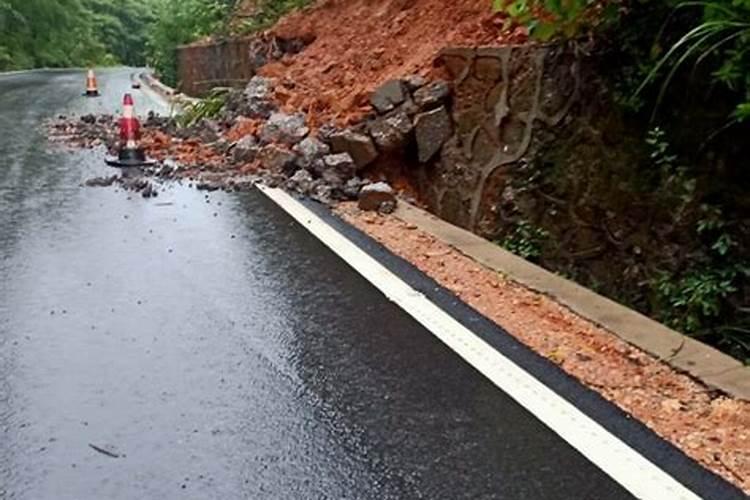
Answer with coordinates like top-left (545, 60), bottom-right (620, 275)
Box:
top-left (0, 69), bottom-right (643, 499)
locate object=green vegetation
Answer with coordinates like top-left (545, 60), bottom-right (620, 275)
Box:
top-left (0, 0), bottom-right (154, 70)
top-left (493, 0), bottom-right (750, 360)
top-left (145, 0), bottom-right (310, 87)
top-left (146, 0), bottom-right (236, 86)
top-left (236, 0), bottom-right (310, 33)
top-left (497, 220), bottom-right (549, 261)
top-left (175, 87), bottom-right (228, 127)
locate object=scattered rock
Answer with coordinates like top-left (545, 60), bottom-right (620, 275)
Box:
top-left (358, 181), bottom-right (396, 212)
top-left (80, 114), bottom-right (97, 125)
top-left (342, 176), bottom-right (366, 200)
top-left (239, 76), bottom-right (277, 119)
top-left (260, 112), bottom-right (309, 145)
top-left (329, 130), bottom-right (378, 170)
top-left (317, 123), bottom-right (340, 144)
top-left (413, 80), bottom-right (450, 110)
top-left (415, 106), bottom-right (452, 162)
top-left (200, 119), bottom-right (222, 143)
top-left (311, 183), bottom-right (335, 205)
top-left (286, 168), bottom-right (315, 194)
top-left (368, 111), bottom-right (413, 152)
top-left (232, 135), bottom-right (259, 164)
top-left (370, 79), bottom-right (407, 114)
top-left (404, 74), bottom-right (427, 92)
top-left (257, 144), bottom-right (298, 174)
top-left (141, 184), bottom-right (158, 198)
top-left (84, 175), bottom-right (118, 187)
top-left (293, 137), bottom-right (330, 168)
top-left (322, 152), bottom-right (356, 175)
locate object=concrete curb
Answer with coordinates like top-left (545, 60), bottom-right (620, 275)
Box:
top-left (392, 202), bottom-right (750, 401)
top-left (137, 72), bottom-right (198, 109)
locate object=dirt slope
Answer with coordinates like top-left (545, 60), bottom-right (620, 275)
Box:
top-left (259, 0), bottom-right (520, 126)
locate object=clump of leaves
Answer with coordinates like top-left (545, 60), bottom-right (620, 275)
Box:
top-left (491, 0), bottom-right (619, 41)
top-left (238, 0), bottom-right (311, 34)
top-left (497, 220), bottom-right (550, 260)
top-left (652, 203), bottom-right (750, 358)
top-left (176, 88), bottom-right (228, 128)
top-left (635, 0), bottom-right (750, 122)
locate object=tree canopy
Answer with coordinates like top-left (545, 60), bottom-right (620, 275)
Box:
top-left (0, 0), bottom-right (154, 70)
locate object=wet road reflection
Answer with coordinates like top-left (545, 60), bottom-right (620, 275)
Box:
top-left (0, 69), bottom-right (632, 499)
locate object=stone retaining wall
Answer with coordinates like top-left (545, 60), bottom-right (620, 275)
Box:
top-left (416, 44), bottom-right (583, 232)
top-left (177, 35), bottom-right (308, 96)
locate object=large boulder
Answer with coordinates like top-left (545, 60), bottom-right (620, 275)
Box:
top-left (358, 182), bottom-right (397, 213)
top-left (415, 106), bottom-right (452, 162)
top-left (329, 130), bottom-right (378, 170)
top-left (260, 112), bottom-right (309, 145)
top-left (368, 111), bottom-right (413, 152)
top-left (370, 79), bottom-right (407, 114)
top-left (413, 80), bottom-right (450, 111)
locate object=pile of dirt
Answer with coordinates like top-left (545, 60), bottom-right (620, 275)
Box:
top-left (259, 0), bottom-right (524, 126)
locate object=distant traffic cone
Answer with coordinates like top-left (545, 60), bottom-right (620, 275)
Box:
top-left (84, 69), bottom-right (99, 97)
top-left (106, 94), bottom-right (153, 167)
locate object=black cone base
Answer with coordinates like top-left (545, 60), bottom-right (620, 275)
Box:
top-left (105, 148), bottom-right (155, 168)
top-left (84, 90), bottom-right (100, 97)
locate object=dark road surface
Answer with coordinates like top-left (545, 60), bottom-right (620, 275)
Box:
top-left (0, 69), bottom-right (740, 500)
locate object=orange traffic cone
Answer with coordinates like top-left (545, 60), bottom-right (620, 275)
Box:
top-left (84, 69), bottom-right (100, 97)
top-left (105, 94), bottom-right (154, 167)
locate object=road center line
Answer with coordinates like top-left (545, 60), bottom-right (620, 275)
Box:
top-left (258, 185), bottom-right (700, 500)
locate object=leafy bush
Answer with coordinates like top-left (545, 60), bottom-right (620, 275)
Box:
top-left (175, 88), bottom-right (229, 127)
top-left (237, 0), bottom-right (311, 34)
top-left (492, 0), bottom-right (618, 40)
top-left (497, 220), bottom-right (550, 261)
top-left (146, 0), bottom-right (234, 87)
top-left (636, 0), bottom-right (750, 122)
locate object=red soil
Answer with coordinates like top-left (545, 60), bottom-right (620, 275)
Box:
top-left (259, 0), bottom-right (524, 127)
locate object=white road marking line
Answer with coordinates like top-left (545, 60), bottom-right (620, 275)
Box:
top-left (259, 185), bottom-right (701, 500)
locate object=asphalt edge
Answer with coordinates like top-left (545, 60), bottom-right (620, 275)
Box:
top-left (390, 201), bottom-right (750, 401)
top-left (255, 187), bottom-right (746, 500)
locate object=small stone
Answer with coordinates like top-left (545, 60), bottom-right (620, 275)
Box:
top-left (322, 153), bottom-right (356, 175)
top-left (342, 176), bottom-right (365, 200)
top-left (286, 168), bottom-right (314, 194)
top-left (368, 111), bottom-right (413, 152)
top-left (317, 123), bottom-right (340, 144)
top-left (240, 76), bottom-right (277, 119)
top-left (232, 135), bottom-right (259, 164)
top-left (358, 181), bottom-right (396, 212)
top-left (329, 130), bottom-right (378, 170)
top-left (257, 144), bottom-right (298, 174)
top-left (260, 112), bottom-right (309, 145)
top-left (83, 175), bottom-right (118, 187)
top-left (413, 80), bottom-right (450, 110)
top-left (415, 106), bottom-right (452, 162)
top-left (311, 184), bottom-right (335, 205)
top-left (370, 79), bottom-right (407, 114)
top-left (403, 74), bottom-right (427, 92)
top-left (293, 137), bottom-right (330, 168)
top-left (195, 119), bottom-right (221, 143)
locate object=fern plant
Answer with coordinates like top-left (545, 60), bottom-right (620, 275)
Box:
top-left (635, 0), bottom-right (750, 121)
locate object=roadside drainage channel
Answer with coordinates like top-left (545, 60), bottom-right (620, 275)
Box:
top-left (257, 185), bottom-right (745, 500)
top-left (391, 201), bottom-right (750, 401)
